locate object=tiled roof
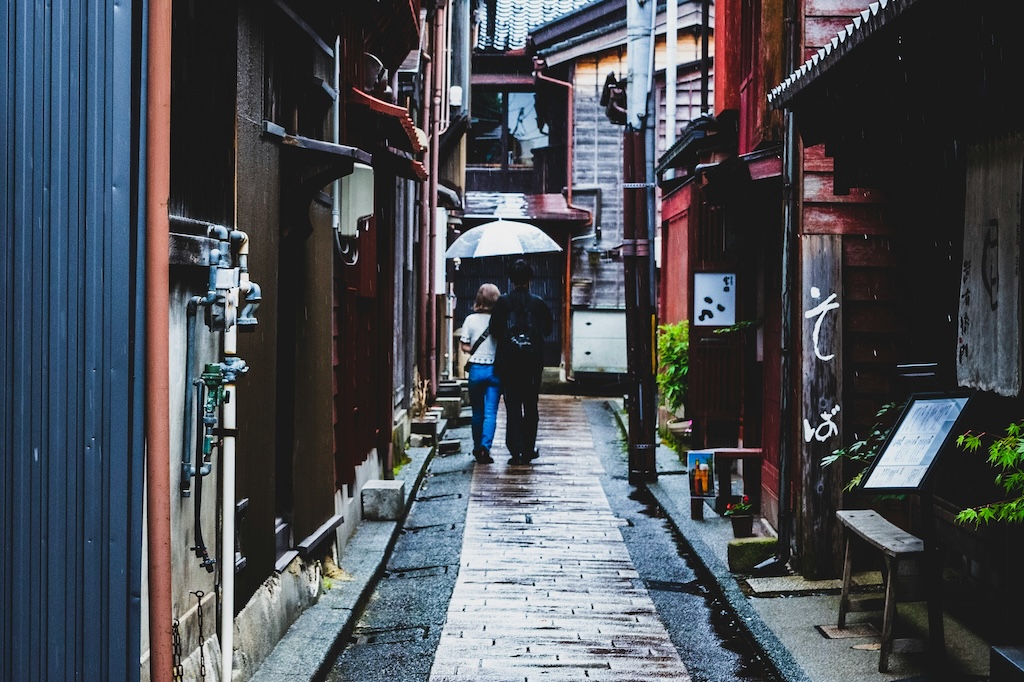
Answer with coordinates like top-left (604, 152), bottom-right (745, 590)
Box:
top-left (464, 192), bottom-right (592, 223)
top-left (767, 0), bottom-right (919, 107)
top-left (477, 0), bottom-right (597, 52)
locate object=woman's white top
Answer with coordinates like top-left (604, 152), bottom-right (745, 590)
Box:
top-left (461, 312), bottom-right (496, 365)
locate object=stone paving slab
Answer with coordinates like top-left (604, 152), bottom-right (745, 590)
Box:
top-left (429, 397), bottom-right (691, 681)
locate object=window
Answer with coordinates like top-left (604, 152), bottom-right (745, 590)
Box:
top-left (468, 87), bottom-right (548, 169)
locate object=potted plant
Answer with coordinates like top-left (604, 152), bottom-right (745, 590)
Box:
top-left (656, 320), bottom-right (689, 444)
top-left (409, 372), bottom-right (438, 438)
top-left (723, 495), bottom-right (754, 537)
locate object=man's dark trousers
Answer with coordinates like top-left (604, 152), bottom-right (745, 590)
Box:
top-left (502, 364), bottom-right (542, 459)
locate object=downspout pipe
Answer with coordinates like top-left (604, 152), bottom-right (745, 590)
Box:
top-left (418, 52), bottom-right (433, 391)
top-left (666, 0), bottom-right (677, 149)
top-left (561, 185), bottom-right (601, 380)
top-left (701, 0), bottom-right (710, 113)
top-left (534, 61), bottom-right (577, 373)
top-left (145, 0), bottom-right (173, 678)
top-left (428, 4), bottom-right (446, 395)
top-left (756, 0), bottom-right (799, 576)
top-left (532, 61), bottom-right (574, 207)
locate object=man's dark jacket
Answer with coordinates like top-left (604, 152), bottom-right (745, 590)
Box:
top-left (489, 287), bottom-right (553, 378)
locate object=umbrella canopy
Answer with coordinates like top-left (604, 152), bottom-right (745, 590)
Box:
top-left (445, 219), bottom-right (563, 259)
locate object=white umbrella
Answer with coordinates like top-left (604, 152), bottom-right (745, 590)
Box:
top-left (445, 219), bottom-right (563, 259)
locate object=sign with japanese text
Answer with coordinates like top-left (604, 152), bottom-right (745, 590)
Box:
top-left (693, 273), bottom-right (736, 327)
top-left (957, 135), bottom-right (1023, 396)
top-left (862, 393), bottom-right (971, 492)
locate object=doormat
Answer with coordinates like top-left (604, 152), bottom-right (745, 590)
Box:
top-left (816, 623), bottom-right (879, 639)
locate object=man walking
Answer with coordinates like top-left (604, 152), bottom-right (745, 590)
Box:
top-left (490, 259), bottom-right (553, 465)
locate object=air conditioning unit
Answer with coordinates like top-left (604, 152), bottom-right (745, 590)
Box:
top-left (339, 162), bottom-right (374, 239)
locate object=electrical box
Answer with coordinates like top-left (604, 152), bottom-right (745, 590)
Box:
top-left (571, 309), bottom-right (627, 373)
top-left (340, 163), bottom-right (374, 239)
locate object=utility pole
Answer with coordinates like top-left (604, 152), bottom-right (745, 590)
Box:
top-left (623, 0), bottom-right (657, 483)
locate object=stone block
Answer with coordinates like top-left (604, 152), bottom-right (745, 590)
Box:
top-left (361, 479), bottom-right (406, 521)
top-left (438, 439), bottom-right (461, 454)
top-left (727, 537), bottom-right (778, 574)
top-left (409, 433), bottom-right (431, 448)
top-left (435, 396), bottom-right (462, 420)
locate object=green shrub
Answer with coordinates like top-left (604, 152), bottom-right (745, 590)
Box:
top-left (821, 400), bottom-right (904, 491)
top-left (656, 320), bottom-right (689, 414)
top-left (956, 421), bottom-right (1024, 525)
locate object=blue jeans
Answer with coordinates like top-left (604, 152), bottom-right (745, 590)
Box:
top-left (467, 363), bottom-right (501, 451)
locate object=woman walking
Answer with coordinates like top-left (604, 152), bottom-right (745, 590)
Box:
top-left (460, 283), bottom-right (502, 464)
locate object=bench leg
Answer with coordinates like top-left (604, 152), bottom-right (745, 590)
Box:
top-left (879, 556), bottom-right (898, 673)
top-left (838, 534), bottom-right (853, 628)
top-left (926, 548), bottom-right (945, 661)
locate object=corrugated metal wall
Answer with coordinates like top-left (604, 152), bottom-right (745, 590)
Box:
top-left (1, 2), bottom-right (146, 680)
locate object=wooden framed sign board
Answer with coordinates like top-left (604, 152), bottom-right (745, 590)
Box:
top-left (860, 392), bottom-right (972, 493)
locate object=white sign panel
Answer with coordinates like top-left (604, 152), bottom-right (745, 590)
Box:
top-left (693, 273), bottom-right (736, 327)
top-left (862, 396), bottom-right (970, 491)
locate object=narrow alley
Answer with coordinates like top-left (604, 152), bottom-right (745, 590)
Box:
top-left (325, 396), bottom-right (776, 682)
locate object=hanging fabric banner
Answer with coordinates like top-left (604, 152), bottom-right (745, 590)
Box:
top-left (957, 134), bottom-right (1024, 396)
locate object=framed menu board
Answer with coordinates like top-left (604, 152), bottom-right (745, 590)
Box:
top-left (860, 392), bottom-right (972, 493)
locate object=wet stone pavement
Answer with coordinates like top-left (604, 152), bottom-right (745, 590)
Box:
top-left (328, 396), bottom-right (775, 682)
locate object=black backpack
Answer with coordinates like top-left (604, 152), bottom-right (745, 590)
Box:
top-left (505, 297), bottom-right (537, 360)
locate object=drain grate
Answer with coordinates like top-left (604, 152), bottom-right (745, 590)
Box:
top-left (351, 625), bottom-right (429, 645)
top-left (816, 623), bottom-right (879, 639)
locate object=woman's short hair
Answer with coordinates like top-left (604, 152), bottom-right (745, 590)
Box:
top-left (474, 283), bottom-right (501, 312)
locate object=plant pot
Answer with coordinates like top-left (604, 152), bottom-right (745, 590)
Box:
top-left (729, 515), bottom-right (754, 538)
top-left (410, 417), bottom-right (438, 437)
top-left (666, 418), bottom-right (692, 439)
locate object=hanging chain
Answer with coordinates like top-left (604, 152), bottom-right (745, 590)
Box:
top-left (171, 619), bottom-right (184, 681)
top-left (192, 590), bottom-right (207, 681)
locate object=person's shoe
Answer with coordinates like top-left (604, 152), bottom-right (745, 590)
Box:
top-left (507, 454), bottom-right (524, 465)
top-left (474, 448), bottom-right (494, 464)
top-left (526, 448), bottom-right (539, 461)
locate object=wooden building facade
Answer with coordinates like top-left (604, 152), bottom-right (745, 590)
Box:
top-left (661, 0), bottom-right (1024, 618)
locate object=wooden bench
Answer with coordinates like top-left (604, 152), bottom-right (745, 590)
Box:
top-left (836, 509), bottom-right (944, 672)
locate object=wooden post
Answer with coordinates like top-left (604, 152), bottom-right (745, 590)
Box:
top-left (799, 234), bottom-right (844, 578)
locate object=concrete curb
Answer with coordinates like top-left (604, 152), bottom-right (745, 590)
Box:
top-left (251, 443), bottom-right (437, 682)
top-left (604, 400), bottom-right (811, 682)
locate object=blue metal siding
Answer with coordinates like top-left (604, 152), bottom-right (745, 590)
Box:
top-left (1, 1), bottom-right (146, 680)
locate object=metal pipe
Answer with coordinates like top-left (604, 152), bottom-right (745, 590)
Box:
top-left (332, 36), bottom-right (341, 232)
top-left (220, 329), bottom-right (239, 680)
top-left (701, 0), bottom-right (710, 113)
top-left (666, 0), bottom-right (677, 148)
top-left (756, 0), bottom-right (800, 576)
top-left (428, 4), bottom-right (446, 395)
top-left (775, 107), bottom-right (798, 566)
top-left (418, 53), bottom-right (433, 390)
top-left (563, 185), bottom-right (602, 379)
top-left (181, 298), bottom-right (201, 495)
top-left (533, 65), bottom-right (574, 206)
top-left (145, 0), bottom-right (173, 677)
top-left (145, 0), bottom-right (173, 675)
top-left (534, 63), bottom-right (577, 372)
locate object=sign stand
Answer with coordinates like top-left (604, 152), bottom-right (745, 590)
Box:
top-left (858, 391), bottom-right (973, 662)
top-left (688, 450), bottom-right (715, 520)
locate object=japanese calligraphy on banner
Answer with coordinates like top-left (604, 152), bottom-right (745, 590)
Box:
top-left (957, 134), bottom-right (1024, 397)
